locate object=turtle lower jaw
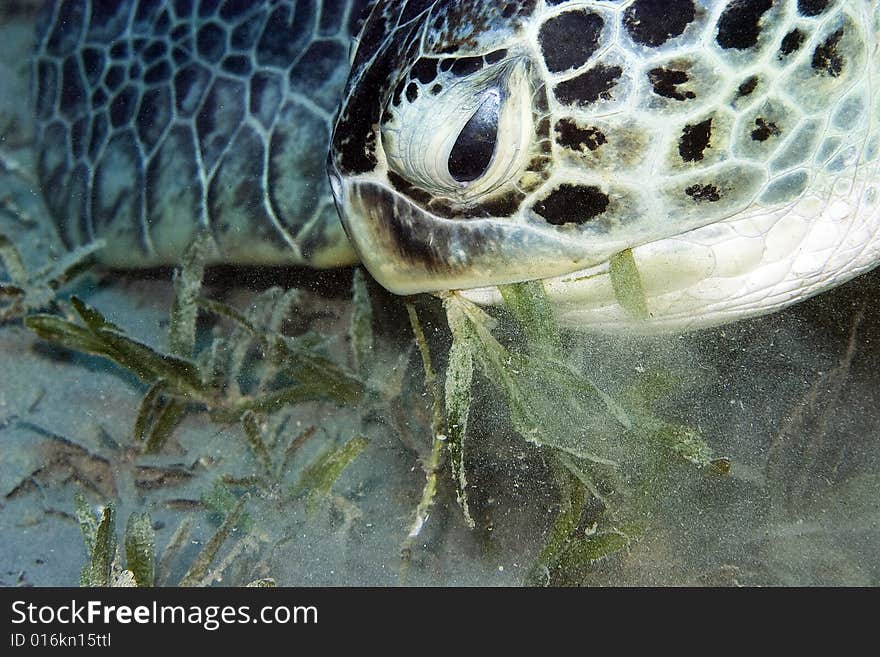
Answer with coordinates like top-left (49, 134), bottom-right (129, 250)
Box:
top-left (328, 174), bottom-right (623, 295)
top-left (462, 192), bottom-right (880, 333)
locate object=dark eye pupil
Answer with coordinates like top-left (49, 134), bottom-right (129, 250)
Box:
top-left (448, 90), bottom-right (500, 183)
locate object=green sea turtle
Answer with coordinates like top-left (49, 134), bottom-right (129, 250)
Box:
top-left (33, 1), bottom-right (880, 331)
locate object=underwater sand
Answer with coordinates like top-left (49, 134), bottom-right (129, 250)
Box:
top-left (1, 7), bottom-right (878, 587)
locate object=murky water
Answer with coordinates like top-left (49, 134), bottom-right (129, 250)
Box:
top-left (1, 3), bottom-right (878, 587)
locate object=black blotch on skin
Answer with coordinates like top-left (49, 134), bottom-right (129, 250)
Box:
top-left (450, 56), bottom-right (483, 77)
top-left (405, 82), bottom-right (418, 103)
top-left (812, 28), bottom-right (845, 77)
top-left (334, 12), bottom-right (421, 175)
top-left (648, 67), bottom-right (695, 101)
top-left (485, 49), bottom-right (508, 65)
top-left (715, 0), bottom-right (773, 50)
top-left (538, 10), bottom-right (604, 73)
top-left (624, 0), bottom-right (696, 48)
top-left (797, 0), bottom-right (831, 17)
top-left (388, 170), bottom-right (433, 206)
top-left (685, 183), bottom-right (722, 202)
top-left (778, 28), bottom-right (806, 57)
top-left (751, 117), bottom-right (781, 141)
top-left (554, 64), bottom-right (623, 106)
top-left (679, 118), bottom-right (713, 162)
top-left (536, 117), bottom-right (551, 138)
top-left (355, 183), bottom-right (472, 273)
top-left (525, 155), bottom-right (551, 173)
top-left (533, 184), bottom-right (610, 225)
top-left (392, 79), bottom-right (405, 106)
top-left (736, 75), bottom-right (758, 97)
top-left (555, 118), bottom-right (607, 151)
top-left (411, 58), bottom-right (438, 84)
top-left (463, 190), bottom-right (523, 219)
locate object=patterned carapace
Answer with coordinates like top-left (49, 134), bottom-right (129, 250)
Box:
top-left (34, 0), bottom-right (369, 267)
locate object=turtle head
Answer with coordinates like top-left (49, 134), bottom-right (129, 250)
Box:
top-left (328, 1), bottom-right (615, 295)
top-left (331, 0), bottom-right (876, 313)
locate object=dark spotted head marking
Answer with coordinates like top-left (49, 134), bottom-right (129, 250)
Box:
top-left (736, 75), bottom-right (759, 97)
top-left (751, 117), bottom-right (781, 141)
top-left (812, 28), bottom-right (846, 77)
top-left (797, 0), bottom-right (832, 17)
top-left (624, 0), bottom-right (696, 48)
top-left (555, 119), bottom-right (607, 152)
top-left (679, 118), bottom-right (713, 162)
top-left (554, 64), bottom-right (623, 106)
top-left (533, 184), bottom-right (610, 226)
top-left (685, 183), bottom-right (722, 202)
top-left (778, 29), bottom-right (806, 59)
top-left (538, 10), bottom-right (603, 73)
top-left (649, 67), bottom-right (695, 101)
top-left (715, 0), bottom-right (773, 50)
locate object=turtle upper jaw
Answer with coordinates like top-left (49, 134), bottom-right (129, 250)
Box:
top-left (328, 171), bottom-right (627, 295)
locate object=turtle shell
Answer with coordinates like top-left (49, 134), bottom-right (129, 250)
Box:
top-left (33, 0), bottom-right (370, 268)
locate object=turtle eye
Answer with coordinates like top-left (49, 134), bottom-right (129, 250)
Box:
top-left (379, 57), bottom-right (533, 205)
top-left (448, 90), bottom-right (500, 183)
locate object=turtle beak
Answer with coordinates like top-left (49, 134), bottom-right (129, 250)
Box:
top-left (326, 165), bottom-right (602, 295)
